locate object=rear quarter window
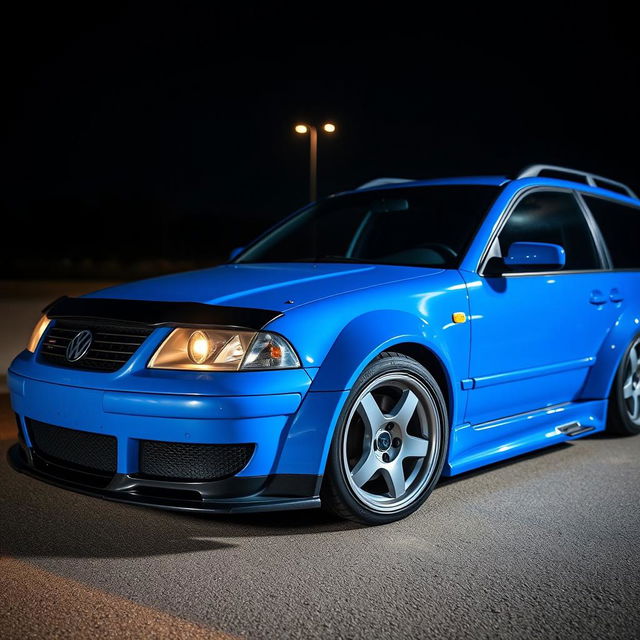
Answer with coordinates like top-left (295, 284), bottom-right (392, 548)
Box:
top-left (583, 195), bottom-right (640, 269)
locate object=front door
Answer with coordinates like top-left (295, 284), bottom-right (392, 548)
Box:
top-left (463, 189), bottom-right (618, 425)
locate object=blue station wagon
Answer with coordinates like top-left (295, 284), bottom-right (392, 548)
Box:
top-left (8, 164), bottom-right (640, 524)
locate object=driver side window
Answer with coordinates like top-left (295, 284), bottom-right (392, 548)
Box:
top-left (498, 191), bottom-right (601, 271)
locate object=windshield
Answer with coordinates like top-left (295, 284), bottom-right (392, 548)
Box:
top-left (236, 185), bottom-right (499, 268)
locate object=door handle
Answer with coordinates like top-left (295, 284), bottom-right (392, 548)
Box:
top-left (609, 288), bottom-right (624, 303)
top-left (589, 290), bottom-right (607, 305)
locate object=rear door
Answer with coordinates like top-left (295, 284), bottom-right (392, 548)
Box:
top-left (463, 188), bottom-right (618, 425)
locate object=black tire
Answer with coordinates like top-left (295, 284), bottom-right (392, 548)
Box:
top-left (607, 334), bottom-right (640, 436)
top-left (321, 352), bottom-right (449, 525)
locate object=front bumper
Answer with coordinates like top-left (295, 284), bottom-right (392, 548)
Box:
top-left (8, 363), bottom-right (327, 513)
top-left (7, 444), bottom-right (320, 513)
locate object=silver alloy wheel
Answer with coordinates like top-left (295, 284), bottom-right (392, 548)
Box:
top-left (623, 338), bottom-right (640, 425)
top-left (341, 372), bottom-right (441, 513)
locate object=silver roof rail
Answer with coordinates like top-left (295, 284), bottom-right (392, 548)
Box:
top-left (356, 177), bottom-right (413, 190)
top-left (517, 164), bottom-right (637, 199)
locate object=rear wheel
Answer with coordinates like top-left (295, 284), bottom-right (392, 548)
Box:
top-left (607, 335), bottom-right (640, 436)
top-left (321, 352), bottom-right (448, 525)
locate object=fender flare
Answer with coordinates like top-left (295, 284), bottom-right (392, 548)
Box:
top-left (272, 310), bottom-right (457, 478)
top-left (309, 309), bottom-right (454, 393)
top-left (582, 311), bottom-right (640, 399)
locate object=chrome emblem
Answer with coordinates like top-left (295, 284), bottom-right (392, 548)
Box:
top-left (66, 329), bottom-right (93, 362)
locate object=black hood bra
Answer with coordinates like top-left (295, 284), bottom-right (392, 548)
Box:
top-left (44, 296), bottom-right (282, 331)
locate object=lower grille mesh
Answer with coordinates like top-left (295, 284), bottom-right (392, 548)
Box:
top-left (138, 440), bottom-right (255, 482)
top-left (27, 419), bottom-right (117, 475)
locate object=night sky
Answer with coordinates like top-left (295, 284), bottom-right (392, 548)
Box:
top-left (2, 2), bottom-right (638, 276)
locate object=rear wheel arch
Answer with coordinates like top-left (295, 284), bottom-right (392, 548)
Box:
top-left (606, 328), bottom-right (640, 396)
top-left (582, 315), bottom-right (640, 400)
top-left (607, 332), bottom-right (640, 435)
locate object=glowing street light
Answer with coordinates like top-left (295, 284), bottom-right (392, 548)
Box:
top-left (294, 122), bottom-right (336, 202)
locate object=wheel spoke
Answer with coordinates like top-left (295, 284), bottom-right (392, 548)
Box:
top-left (351, 452), bottom-right (381, 488)
top-left (630, 391), bottom-right (640, 420)
top-left (342, 373), bottom-right (443, 510)
top-left (356, 392), bottom-right (386, 438)
top-left (623, 377), bottom-right (634, 399)
top-left (388, 389), bottom-right (419, 432)
top-left (380, 460), bottom-right (406, 498)
top-left (629, 346), bottom-right (639, 373)
top-left (401, 434), bottom-right (429, 460)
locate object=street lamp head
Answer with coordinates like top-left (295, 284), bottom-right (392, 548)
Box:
top-left (294, 124), bottom-right (309, 134)
top-left (323, 123), bottom-right (336, 133)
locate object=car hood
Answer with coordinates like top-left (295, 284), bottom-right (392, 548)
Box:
top-left (86, 263), bottom-right (443, 313)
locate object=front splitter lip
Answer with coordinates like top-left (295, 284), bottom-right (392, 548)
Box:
top-left (7, 444), bottom-right (321, 514)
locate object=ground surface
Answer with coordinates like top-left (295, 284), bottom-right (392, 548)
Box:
top-left (0, 395), bottom-right (639, 639)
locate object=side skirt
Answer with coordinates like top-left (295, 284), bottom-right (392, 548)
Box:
top-left (444, 399), bottom-right (608, 476)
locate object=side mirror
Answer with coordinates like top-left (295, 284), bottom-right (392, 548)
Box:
top-left (505, 242), bottom-right (565, 271)
top-left (484, 241), bottom-right (566, 276)
top-left (229, 247), bottom-right (244, 260)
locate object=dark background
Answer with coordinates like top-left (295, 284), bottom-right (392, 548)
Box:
top-left (2, 1), bottom-right (638, 279)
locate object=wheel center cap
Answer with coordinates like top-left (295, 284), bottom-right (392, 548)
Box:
top-left (377, 431), bottom-right (392, 451)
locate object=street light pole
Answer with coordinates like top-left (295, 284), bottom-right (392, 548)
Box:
top-left (295, 122), bottom-right (336, 203)
top-left (309, 125), bottom-right (318, 203)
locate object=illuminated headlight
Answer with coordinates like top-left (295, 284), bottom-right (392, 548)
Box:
top-left (148, 328), bottom-right (300, 371)
top-left (26, 315), bottom-right (51, 353)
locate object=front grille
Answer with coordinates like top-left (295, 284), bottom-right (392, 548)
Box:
top-left (138, 440), bottom-right (255, 482)
top-left (27, 419), bottom-right (117, 477)
top-left (39, 319), bottom-right (153, 372)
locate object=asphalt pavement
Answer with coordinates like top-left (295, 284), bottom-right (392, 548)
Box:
top-left (1, 393), bottom-right (638, 639)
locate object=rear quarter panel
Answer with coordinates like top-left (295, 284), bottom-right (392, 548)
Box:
top-left (582, 271), bottom-right (640, 399)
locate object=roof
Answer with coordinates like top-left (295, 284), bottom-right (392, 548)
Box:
top-left (352, 176), bottom-right (510, 193)
top-left (349, 166), bottom-right (640, 206)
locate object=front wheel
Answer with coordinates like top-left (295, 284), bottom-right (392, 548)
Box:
top-left (607, 335), bottom-right (640, 436)
top-left (321, 352), bottom-right (448, 525)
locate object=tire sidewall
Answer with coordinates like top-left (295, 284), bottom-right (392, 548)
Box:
top-left (325, 354), bottom-right (449, 524)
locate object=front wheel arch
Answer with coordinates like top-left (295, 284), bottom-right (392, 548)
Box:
top-left (381, 342), bottom-right (453, 420)
top-left (271, 319), bottom-right (459, 481)
top-left (311, 340), bottom-right (454, 480)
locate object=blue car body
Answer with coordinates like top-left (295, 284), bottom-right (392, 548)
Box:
top-left (8, 172), bottom-right (640, 513)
